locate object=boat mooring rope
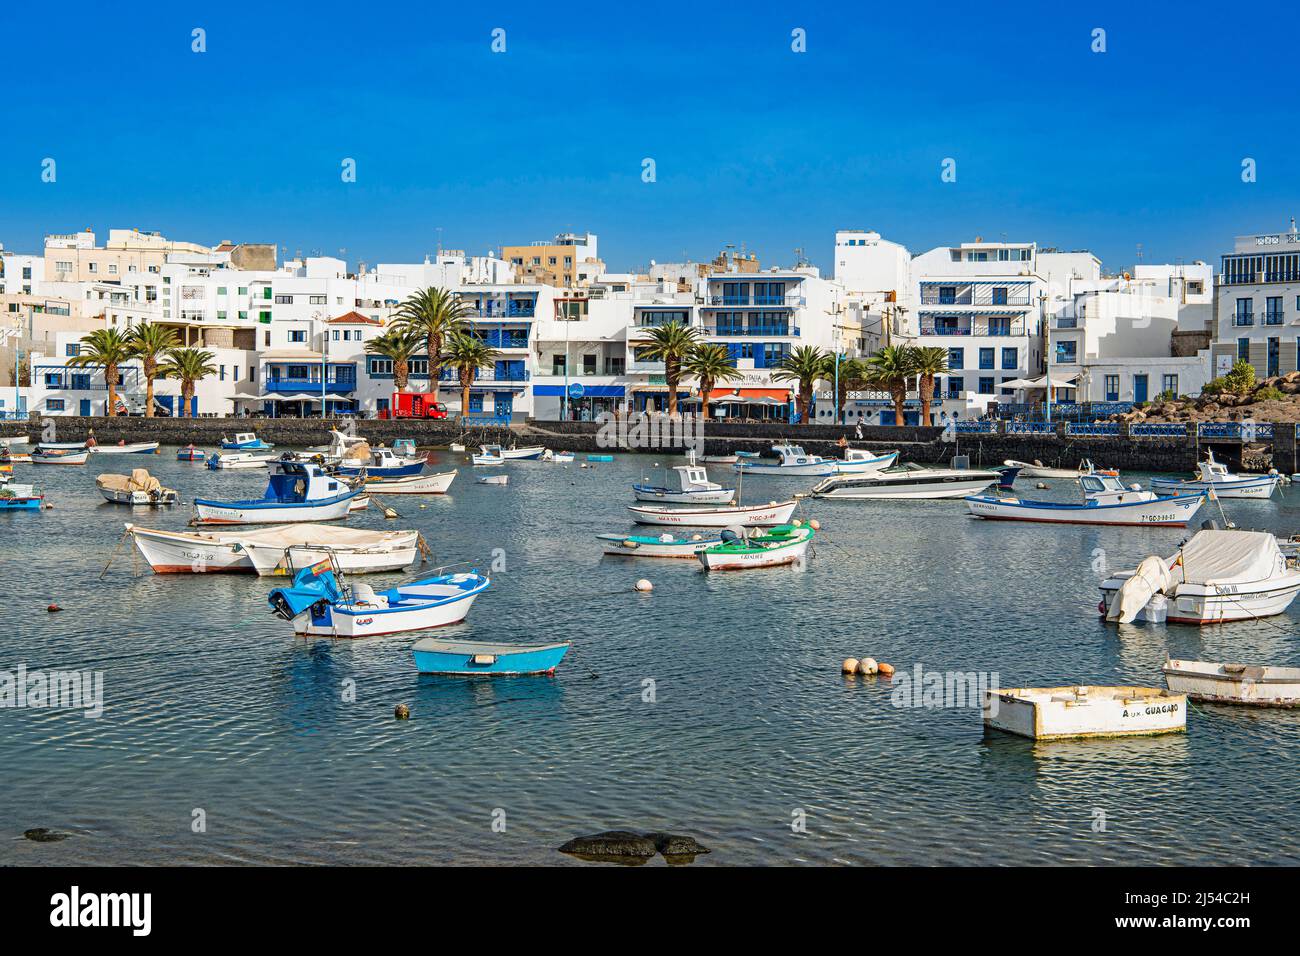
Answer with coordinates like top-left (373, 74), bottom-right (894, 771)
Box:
top-left (99, 528), bottom-right (133, 580)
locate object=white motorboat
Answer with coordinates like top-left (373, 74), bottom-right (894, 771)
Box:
top-left (734, 443), bottom-right (838, 476)
top-left (339, 447), bottom-right (425, 478)
top-left (221, 432), bottom-right (274, 450)
top-left (983, 685), bottom-right (1186, 740)
top-left (207, 452), bottom-right (276, 470)
top-left (1162, 658), bottom-right (1300, 707)
top-left (472, 444), bottom-right (507, 466)
top-left (1150, 451), bottom-right (1280, 499)
top-left (699, 454), bottom-right (738, 465)
top-left (627, 499), bottom-right (798, 527)
top-left (193, 458), bottom-right (359, 524)
top-left (812, 463), bottom-right (1000, 500)
top-left (479, 475), bottom-right (508, 485)
top-left (361, 470), bottom-right (457, 494)
top-left (89, 441), bottom-right (160, 455)
top-left (1002, 459), bottom-right (1081, 480)
top-left (696, 524), bottom-right (814, 571)
top-left (1101, 529), bottom-right (1300, 624)
top-left (542, 449), bottom-right (575, 463)
top-left (834, 448), bottom-right (899, 474)
top-left (31, 448), bottom-right (89, 465)
top-left (449, 442), bottom-right (466, 452)
top-left (632, 461), bottom-right (735, 504)
top-left (96, 469), bottom-right (180, 506)
top-left (965, 474), bottom-right (1208, 526)
top-left (125, 522), bottom-right (421, 575)
top-left (500, 444), bottom-right (546, 460)
top-left (0, 436), bottom-right (29, 448)
top-left (37, 441), bottom-right (87, 451)
top-left (597, 531), bottom-right (723, 558)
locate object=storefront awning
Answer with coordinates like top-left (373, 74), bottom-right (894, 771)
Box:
top-left (706, 387), bottom-right (792, 402)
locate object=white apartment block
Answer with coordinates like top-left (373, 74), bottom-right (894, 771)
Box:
top-left (1211, 224), bottom-right (1300, 381)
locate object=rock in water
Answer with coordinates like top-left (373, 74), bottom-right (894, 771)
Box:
top-left (558, 830), bottom-right (657, 859)
top-left (24, 828), bottom-right (67, 843)
top-left (645, 832), bottom-right (711, 857)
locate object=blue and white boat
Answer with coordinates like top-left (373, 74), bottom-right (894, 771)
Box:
top-left (734, 443), bottom-right (837, 477)
top-left (268, 559), bottom-right (489, 637)
top-left (633, 461), bottom-right (735, 504)
top-left (338, 448), bottom-right (425, 478)
top-left (835, 448), bottom-right (899, 474)
top-left (965, 474), bottom-right (1208, 526)
top-left (177, 444), bottom-right (207, 461)
top-left (194, 458), bottom-right (360, 524)
top-left (412, 638), bottom-right (568, 675)
top-left (0, 483), bottom-right (43, 510)
top-left (597, 530), bottom-right (723, 557)
top-left (220, 431), bottom-right (275, 451)
top-left (1150, 452), bottom-right (1280, 499)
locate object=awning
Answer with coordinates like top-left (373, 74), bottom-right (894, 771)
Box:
top-left (534, 385), bottom-right (626, 398)
top-left (706, 387), bottom-right (792, 402)
top-left (260, 350), bottom-right (323, 361)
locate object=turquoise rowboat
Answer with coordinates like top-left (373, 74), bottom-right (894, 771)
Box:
top-left (411, 639), bottom-right (569, 676)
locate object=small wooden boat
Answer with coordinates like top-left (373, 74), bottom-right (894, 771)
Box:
top-left (221, 432), bottom-right (274, 450)
top-left (472, 444), bottom-right (507, 465)
top-left (0, 435), bottom-right (29, 448)
top-left (412, 639), bottom-right (569, 676)
top-left (193, 459), bottom-right (359, 524)
top-left (338, 447), bottom-right (425, 478)
top-left (983, 685), bottom-right (1186, 740)
top-left (37, 441), bottom-right (87, 451)
top-left (449, 442), bottom-right (466, 452)
top-left (696, 524), bottom-right (814, 571)
top-left (96, 469), bottom-right (180, 506)
top-left (542, 449), bottom-right (575, 463)
top-left (501, 445), bottom-right (546, 460)
top-left (1162, 658), bottom-right (1300, 707)
top-left (965, 474), bottom-right (1207, 526)
top-left (207, 452), bottom-right (275, 470)
top-left (0, 483), bottom-right (43, 510)
top-left (597, 531), bottom-right (722, 558)
top-left (479, 475), bottom-right (508, 485)
top-left (90, 441), bottom-right (160, 455)
top-left (268, 562), bottom-right (489, 637)
top-left (31, 448), bottom-right (89, 465)
top-left (1100, 529), bottom-right (1300, 624)
top-left (633, 462), bottom-right (735, 504)
top-left (699, 454), bottom-right (738, 465)
top-left (628, 499), bottom-right (798, 527)
top-left (362, 470), bottom-right (457, 494)
top-left (1150, 451), bottom-right (1280, 499)
top-left (177, 445), bottom-right (207, 461)
top-left (735, 443), bottom-right (837, 476)
top-left (349, 495), bottom-right (370, 512)
top-left (587, 454), bottom-right (614, 463)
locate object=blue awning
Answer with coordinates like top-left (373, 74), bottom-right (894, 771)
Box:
top-left (533, 385), bottom-right (625, 398)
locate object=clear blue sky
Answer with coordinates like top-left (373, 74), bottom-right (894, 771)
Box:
top-left (2, 0), bottom-right (1296, 274)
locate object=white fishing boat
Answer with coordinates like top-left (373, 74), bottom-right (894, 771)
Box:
top-left (472, 444), bottom-right (507, 466)
top-left (96, 469), bottom-right (179, 506)
top-left (1150, 451), bottom-right (1280, 499)
top-left (632, 462), bottom-right (735, 504)
top-left (628, 499), bottom-right (798, 527)
top-left (1162, 658), bottom-right (1300, 707)
top-left (479, 475), bottom-right (508, 485)
top-left (1002, 459), bottom-right (1081, 480)
top-left (1100, 529), bottom-right (1300, 624)
top-left (338, 447), bottom-right (425, 478)
top-left (0, 436), bottom-right (28, 448)
top-left (542, 449), bottom-right (575, 463)
top-left (349, 495), bottom-right (370, 512)
top-left (36, 441), bottom-right (87, 451)
top-left (812, 463), bottom-right (1000, 500)
top-left (734, 443), bottom-right (838, 476)
top-left (207, 452), bottom-right (276, 470)
top-left (597, 531), bottom-right (722, 558)
top-left (362, 470), bottom-right (457, 494)
top-left (696, 524), bottom-right (814, 571)
top-left (193, 458), bottom-right (360, 524)
top-left (89, 441), bottom-right (160, 455)
top-left (699, 454), bottom-right (739, 465)
top-left (449, 442), bottom-right (466, 452)
top-left (835, 448), bottom-right (899, 474)
top-left (965, 474), bottom-right (1207, 526)
top-left (500, 444), bottom-right (546, 460)
top-left (268, 562), bottom-right (489, 637)
top-left (982, 685), bottom-right (1186, 740)
top-left (125, 522), bottom-right (421, 575)
top-left (31, 448), bottom-right (89, 465)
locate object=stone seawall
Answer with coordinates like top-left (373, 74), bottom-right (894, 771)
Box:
top-left (1, 415), bottom-right (1287, 474)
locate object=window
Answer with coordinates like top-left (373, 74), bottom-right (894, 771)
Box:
top-left (217, 311), bottom-right (227, 321)
top-left (1055, 340), bottom-right (1077, 363)
top-left (108, 264), bottom-right (118, 275)
top-left (1162, 374), bottom-right (1179, 395)
top-left (55, 260), bottom-right (72, 272)
top-left (1000, 376), bottom-right (1017, 395)
top-left (238, 286), bottom-right (248, 295)
top-left (978, 377), bottom-right (994, 394)
top-left (65, 344), bottom-right (79, 357)
top-left (88, 262), bottom-right (98, 273)
top-left (1237, 337), bottom-right (1250, 361)
top-left (946, 375), bottom-right (965, 399)
top-left (552, 355), bottom-right (566, 375)
top-left (1234, 298), bottom-right (1254, 326)
top-left (368, 357), bottom-right (393, 377)
top-left (48, 399), bottom-right (65, 411)
top-left (939, 286), bottom-right (956, 305)
top-left (468, 393), bottom-right (484, 413)
top-left (44, 372), bottom-right (64, 387)
top-left (1268, 337), bottom-right (1280, 377)
top-left (1104, 375), bottom-right (1119, 401)
top-left (991, 287), bottom-right (1008, 305)
top-left (548, 257), bottom-right (557, 266)
top-left (1001, 347), bottom-right (1017, 370)
top-left (583, 354), bottom-right (597, 375)
top-left (259, 311), bottom-right (271, 323)
top-left (309, 295), bottom-right (326, 305)
top-left (217, 287), bottom-right (227, 295)
top-left (978, 348), bottom-right (994, 369)
top-left (288, 330), bottom-right (306, 343)
top-left (987, 317), bottom-right (1010, 336)
top-left (263, 287), bottom-right (272, 299)
top-left (947, 347), bottom-right (964, 370)
top-left (1266, 296), bottom-right (1284, 325)
top-left (274, 294), bottom-right (293, 304)
top-left (332, 330), bottom-right (340, 341)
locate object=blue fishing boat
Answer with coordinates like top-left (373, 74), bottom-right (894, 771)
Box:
top-left (177, 445), bottom-right (207, 461)
top-left (338, 448), bottom-right (424, 478)
top-left (411, 638), bottom-right (569, 675)
top-left (0, 483), bottom-right (43, 510)
top-left (220, 431), bottom-right (275, 450)
top-left (994, 465), bottom-right (1020, 490)
top-left (193, 458), bottom-right (360, 524)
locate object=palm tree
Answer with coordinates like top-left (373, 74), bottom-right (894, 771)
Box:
top-left (127, 322), bottom-right (180, 418)
top-left (772, 345), bottom-right (831, 425)
top-left (865, 344), bottom-right (916, 426)
top-left (683, 343), bottom-right (742, 422)
top-left (68, 328), bottom-right (135, 417)
top-left (638, 321), bottom-right (701, 416)
top-left (159, 348), bottom-right (217, 418)
top-left (365, 327), bottom-right (422, 392)
top-left (830, 356), bottom-right (870, 424)
top-left (391, 287), bottom-right (472, 389)
top-left (440, 331), bottom-right (499, 422)
top-left (909, 346), bottom-right (949, 426)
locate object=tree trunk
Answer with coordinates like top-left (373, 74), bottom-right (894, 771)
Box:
top-left (394, 360), bottom-right (409, 392)
top-left (892, 385), bottom-right (906, 426)
top-left (461, 371), bottom-right (472, 422)
top-left (144, 360), bottom-right (155, 417)
top-left (428, 333), bottom-right (443, 391)
top-left (919, 374), bottom-right (933, 426)
top-left (182, 383), bottom-right (194, 418)
top-left (666, 361), bottom-right (679, 416)
top-left (106, 363), bottom-right (118, 417)
top-left (699, 377), bottom-right (713, 422)
top-left (801, 386), bottom-right (813, 424)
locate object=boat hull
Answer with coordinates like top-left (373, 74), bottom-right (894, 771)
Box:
top-left (193, 491), bottom-right (358, 525)
top-left (412, 640), bottom-right (569, 675)
top-left (1162, 659), bottom-right (1300, 707)
top-left (91, 442), bottom-right (160, 455)
top-left (983, 686), bottom-right (1186, 740)
top-left (1150, 475), bottom-right (1279, 498)
top-left (597, 533), bottom-right (721, 557)
top-left (964, 492), bottom-right (1206, 526)
top-left (697, 534), bottom-right (812, 571)
top-left (363, 471), bottom-right (456, 494)
top-left (1099, 575), bottom-right (1300, 623)
top-left (834, 452), bottom-right (899, 474)
top-left (628, 500), bottom-right (798, 527)
top-left (735, 461), bottom-right (836, 477)
top-left (290, 588), bottom-right (483, 637)
top-left (99, 488), bottom-right (179, 506)
top-left (126, 526), bottom-right (253, 573)
top-left (31, 451), bottom-right (89, 465)
top-left (631, 485), bottom-right (735, 504)
top-left (502, 446), bottom-right (546, 460)
top-left (241, 536), bottom-right (419, 576)
top-left (338, 461), bottom-right (425, 478)
top-left (814, 474), bottom-right (998, 500)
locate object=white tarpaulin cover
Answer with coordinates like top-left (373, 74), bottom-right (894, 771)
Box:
top-left (226, 525), bottom-right (415, 548)
top-left (1172, 529), bottom-right (1282, 586)
top-left (1108, 555), bottom-right (1175, 623)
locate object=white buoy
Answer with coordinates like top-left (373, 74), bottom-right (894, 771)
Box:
top-left (842, 658), bottom-right (860, 674)
top-left (809, 518), bottom-right (821, 530)
top-left (1036, 482), bottom-right (1048, 490)
top-left (634, 578), bottom-right (653, 592)
top-left (791, 518), bottom-right (802, 527)
top-left (858, 657), bottom-right (879, 675)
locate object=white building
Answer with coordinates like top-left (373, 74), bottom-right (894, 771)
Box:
top-left (832, 229), bottom-right (911, 353)
top-left (1211, 223), bottom-right (1300, 381)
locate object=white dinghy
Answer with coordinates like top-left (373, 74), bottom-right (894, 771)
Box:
top-left (207, 452), bottom-right (276, 470)
top-left (362, 470), bottom-right (457, 494)
top-left (812, 463), bottom-right (1000, 500)
top-left (1150, 451), bottom-right (1280, 499)
top-left (627, 499), bottom-right (797, 527)
top-left (1100, 529), bottom-right (1300, 624)
top-left (597, 531), bottom-right (723, 558)
top-left (90, 441), bottom-right (160, 455)
top-left (1162, 658), bottom-right (1300, 707)
top-left (1002, 459), bottom-right (1081, 480)
top-left (983, 685), bottom-right (1186, 740)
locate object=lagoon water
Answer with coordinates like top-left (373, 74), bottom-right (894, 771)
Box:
top-left (3, 447), bottom-right (1300, 865)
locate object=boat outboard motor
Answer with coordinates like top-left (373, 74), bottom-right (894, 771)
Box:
top-left (268, 561), bottom-right (343, 621)
top-left (720, 529), bottom-right (742, 545)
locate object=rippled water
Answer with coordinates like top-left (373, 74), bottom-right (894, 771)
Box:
top-left (3, 446), bottom-right (1300, 866)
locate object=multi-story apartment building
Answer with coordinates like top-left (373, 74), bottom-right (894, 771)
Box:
top-left (832, 229), bottom-right (911, 354)
top-left (502, 232), bottom-right (603, 287)
top-left (1211, 224), bottom-right (1300, 380)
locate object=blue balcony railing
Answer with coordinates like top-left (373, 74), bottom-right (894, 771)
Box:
top-left (1198, 422), bottom-right (1273, 440)
top-left (704, 325), bottom-right (799, 337)
top-left (265, 378), bottom-right (357, 393)
top-left (470, 307), bottom-right (535, 319)
top-left (1066, 422), bottom-right (1120, 437)
top-left (921, 327), bottom-right (971, 336)
top-left (706, 295), bottom-right (804, 307)
top-left (1233, 314), bottom-right (1254, 326)
top-left (1006, 421), bottom-right (1056, 435)
top-left (1265, 312), bottom-right (1285, 325)
top-left (438, 368), bottom-right (530, 383)
top-left (952, 421), bottom-right (996, 434)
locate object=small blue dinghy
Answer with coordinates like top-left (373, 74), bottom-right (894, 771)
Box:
top-left (411, 639), bottom-right (569, 676)
top-left (587, 454), bottom-right (614, 462)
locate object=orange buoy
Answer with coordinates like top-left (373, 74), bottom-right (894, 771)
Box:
top-left (47, 604), bottom-right (62, 613)
top-left (877, 662), bottom-right (895, 677)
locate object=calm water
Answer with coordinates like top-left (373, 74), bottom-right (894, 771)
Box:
top-left (3, 446), bottom-right (1300, 866)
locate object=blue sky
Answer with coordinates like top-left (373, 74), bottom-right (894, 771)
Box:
top-left (2, 0), bottom-right (1296, 274)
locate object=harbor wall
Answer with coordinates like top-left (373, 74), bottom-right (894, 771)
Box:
top-left (3, 415), bottom-right (1291, 474)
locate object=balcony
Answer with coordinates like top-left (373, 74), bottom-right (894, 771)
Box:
top-left (703, 325), bottom-right (800, 337)
top-left (438, 368), bottom-right (530, 384)
top-left (1233, 314), bottom-right (1254, 326)
top-left (264, 378), bottom-right (357, 394)
top-left (629, 360), bottom-right (665, 372)
top-left (477, 330), bottom-right (530, 349)
top-left (1055, 317), bottom-right (1078, 329)
top-left (1264, 312), bottom-right (1285, 326)
top-left (921, 325), bottom-right (971, 336)
top-left (705, 295), bottom-right (805, 307)
top-left (920, 282), bottom-right (1032, 307)
top-left (468, 306), bottom-right (535, 319)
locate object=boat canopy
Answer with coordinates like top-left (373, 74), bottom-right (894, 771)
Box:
top-left (1175, 530), bottom-right (1283, 586)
